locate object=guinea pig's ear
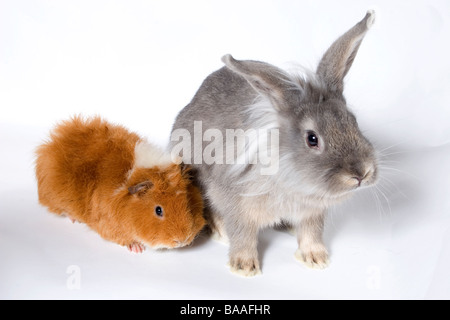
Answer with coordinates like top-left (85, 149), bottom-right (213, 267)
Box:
top-left (180, 162), bottom-right (191, 174)
top-left (128, 181), bottom-right (153, 195)
top-left (180, 162), bottom-right (195, 181)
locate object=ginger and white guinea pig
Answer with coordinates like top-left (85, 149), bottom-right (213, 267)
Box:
top-left (35, 116), bottom-right (206, 252)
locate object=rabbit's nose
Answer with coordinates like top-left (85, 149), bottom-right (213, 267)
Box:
top-left (352, 166), bottom-right (374, 187)
top-left (352, 177), bottom-right (362, 187)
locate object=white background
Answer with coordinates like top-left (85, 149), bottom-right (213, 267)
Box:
top-left (1, 0), bottom-right (449, 299)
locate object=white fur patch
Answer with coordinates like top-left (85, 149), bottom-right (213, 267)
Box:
top-left (134, 140), bottom-right (175, 169)
top-left (211, 229), bottom-right (230, 245)
top-left (246, 96), bottom-right (280, 132)
top-left (226, 96), bottom-right (280, 177)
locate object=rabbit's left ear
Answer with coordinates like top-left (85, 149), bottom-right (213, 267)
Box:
top-left (222, 54), bottom-right (303, 112)
top-left (317, 10), bottom-right (375, 94)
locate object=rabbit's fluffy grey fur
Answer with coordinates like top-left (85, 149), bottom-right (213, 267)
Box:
top-left (170, 11), bottom-right (378, 276)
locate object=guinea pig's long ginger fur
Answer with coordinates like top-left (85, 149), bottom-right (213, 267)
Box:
top-left (35, 116), bottom-right (206, 252)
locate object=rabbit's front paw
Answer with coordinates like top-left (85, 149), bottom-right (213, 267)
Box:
top-left (295, 245), bottom-right (329, 270)
top-left (228, 255), bottom-right (261, 277)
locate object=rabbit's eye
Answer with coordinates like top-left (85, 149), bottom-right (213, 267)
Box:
top-left (155, 206), bottom-right (163, 217)
top-left (306, 132), bottom-right (319, 148)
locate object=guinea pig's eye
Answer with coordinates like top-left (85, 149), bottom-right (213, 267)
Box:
top-left (154, 206), bottom-right (163, 217)
top-left (306, 131), bottom-right (319, 148)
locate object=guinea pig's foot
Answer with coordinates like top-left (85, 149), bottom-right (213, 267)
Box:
top-left (62, 213), bottom-right (78, 223)
top-left (295, 246), bottom-right (329, 270)
top-left (127, 242), bottom-right (146, 253)
top-left (228, 256), bottom-right (261, 277)
top-left (69, 217), bottom-right (78, 224)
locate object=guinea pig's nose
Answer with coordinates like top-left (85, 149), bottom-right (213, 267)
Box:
top-left (174, 240), bottom-right (187, 248)
top-left (174, 233), bottom-right (193, 247)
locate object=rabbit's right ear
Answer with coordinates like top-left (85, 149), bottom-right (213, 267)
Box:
top-left (222, 54), bottom-right (302, 112)
top-left (316, 10), bottom-right (375, 94)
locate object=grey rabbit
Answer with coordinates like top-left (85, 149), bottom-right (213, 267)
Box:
top-left (170, 10), bottom-right (378, 276)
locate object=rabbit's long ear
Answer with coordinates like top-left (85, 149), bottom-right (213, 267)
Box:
top-left (222, 54), bottom-right (302, 112)
top-left (317, 10), bottom-right (375, 94)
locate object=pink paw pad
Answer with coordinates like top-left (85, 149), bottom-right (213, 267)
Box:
top-left (127, 242), bottom-right (145, 253)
